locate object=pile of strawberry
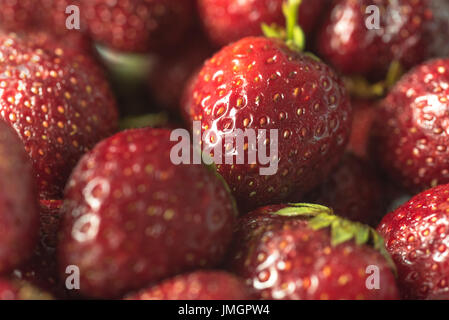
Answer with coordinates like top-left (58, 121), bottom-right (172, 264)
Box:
top-left (0, 0), bottom-right (449, 301)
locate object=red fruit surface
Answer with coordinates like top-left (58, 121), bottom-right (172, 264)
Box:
top-left (197, 0), bottom-right (328, 47)
top-left (372, 58), bottom-right (449, 193)
top-left (81, 0), bottom-right (195, 53)
top-left (0, 32), bottom-right (118, 199)
top-left (347, 99), bottom-right (378, 159)
top-left (126, 271), bottom-right (253, 300)
top-left (0, 121), bottom-right (39, 274)
top-left (149, 37), bottom-right (213, 112)
top-left (12, 200), bottom-right (67, 298)
top-left (317, 0), bottom-right (449, 79)
top-left (228, 204), bottom-right (399, 299)
top-left (301, 153), bottom-right (385, 227)
top-left (58, 128), bottom-right (237, 298)
top-left (183, 36), bottom-right (352, 212)
top-left (378, 184), bottom-right (449, 299)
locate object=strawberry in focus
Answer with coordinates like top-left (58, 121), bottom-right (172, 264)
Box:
top-left (317, 0), bottom-right (449, 80)
top-left (0, 121), bottom-right (39, 275)
top-left (372, 58), bottom-right (449, 193)
top-left (227, 204), bottom-right (399, 299)
top-left (378, 183), bottom-right (449, 299)
top-left (126, 271), bottom-right (254, 300)
top-left (0, 32), bottom-right (119, 199)
top-left (183, 0), bottom-right (351, 212)
top-left (58, 128), bottom-right (237, 298)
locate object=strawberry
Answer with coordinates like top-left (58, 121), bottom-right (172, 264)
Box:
top-left (300, 153), bottom-right (386, 227)
top-left (126, 271), bottom-right (254, 300)
top-left (149, 35), bottom-right (213, 113)
top-left (58, 128), bottom-right (237, 298)
top-left (317, 0), bottom-right (449, 80)
top-left (197, 0), bottom-right (329, 47)
top-left (227, 204), bottom-right (399, 300)
top-left (0, 32), bottom-right (118, 199)
top-left (80, 0), bottom-right (196, 53)
top-left (0, 120), bottom-right (39, 274)
top-left (183, 0), bottom-right (351, 212)
top-left (378, 183), bottom-right (449, 299)
top-left (347, 99), bottom-right (378, 159)
top-left (372, 58), bottom-right (449, 193)
top-left (12, 200), bottom-right (68, 298)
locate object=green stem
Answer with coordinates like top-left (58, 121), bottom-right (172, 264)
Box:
top-left (262, 0), bottom-right (306, 52)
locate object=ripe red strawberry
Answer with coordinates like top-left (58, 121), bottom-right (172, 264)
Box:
top-left (317, 0), bottom-right (449, 79)
top-left (228, 204), bottom-right (399, 300)
top-left (378, 183), bottom-right (449, 299)
top-left (183, 33), bottom-right (351, 211)
top-left (12, 200), bottom-right (68, 298)
top-left (299, 153), bottom-right (385, 227)
top-left (372, 58), bottom-right (449, 193)
top-left (197, 0), bottom-right (328, 47)
top-left (149, 36), bottom-right (213, 113)
top-left (0, 32), bottom-right (118, 199)
top-left (126, 271), bottom-right (254, 300)
top-left (0, 279), bottom-right (52, 300)
top-left (0, 121), bottom-right (39, 274)
top-left (80, 0), bottom-right (196, 53)
top-left (347, 99), bottom-right (378, 159)
top-left (58, 128), bottom-right (237, 298)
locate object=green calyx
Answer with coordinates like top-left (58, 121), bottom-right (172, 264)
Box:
top-left (344, 60), bottom-right (404, 99)
top-left (274, 203), bottom-right (396, 273)
top-left (262, 0), bottom-right (306, 52)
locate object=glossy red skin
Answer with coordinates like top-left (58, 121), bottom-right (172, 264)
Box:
top-left (372, 58), bottom-right (449, 194)
top-left (126, 271), bottom-right (254, 300)
top-left (317, 0), bottom-right (449, 79)
top-left (149, 37), bottom-right (213, 112)
top-left (0, 32), bottom-right (118, 199)
top-left (81, 0), bottom-right (195, 53)
top-left (12, 200), bottom-right (69, 298)
top-left (300, 153), bottom-right (385, 227)
top-left (378, 184), bottom-right (449, 299)
top-left (198, 0), bottom-right (329, 47)
top-left (227, 205), bottom-right (399, 300)
top-left (347, 100), bottom-right (378, 159)
top-left (0, 279), bottom-right (19, 300)
top-left (183, 37), bottom-right (352, 212)
top-left (58, 128), bottom-right (237, 298)
top-left (0, 121), bottom-right (39, 275)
